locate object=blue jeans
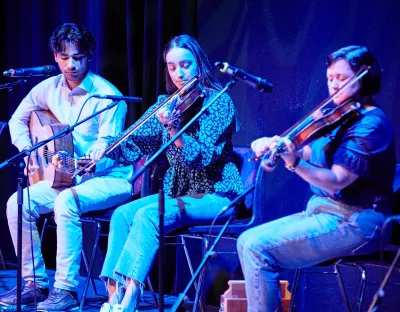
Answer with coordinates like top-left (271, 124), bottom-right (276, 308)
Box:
top-left (237, 195), bottom-right (387, 312)
top-left (100, 192), bottom-right (231, 286)
top-left (6, 177), bottom-right (133, 291)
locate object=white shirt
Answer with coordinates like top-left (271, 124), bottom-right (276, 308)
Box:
top-left (9, 71), bottom-right (133, 181)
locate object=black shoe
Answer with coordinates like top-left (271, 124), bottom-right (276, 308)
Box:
top-left (36, 288), bottom-right (78, 311)
top-left (0, 281), bottom-right (49, 306)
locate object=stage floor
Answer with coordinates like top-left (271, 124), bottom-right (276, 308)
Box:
top-left (0, 269), bottom-right (178, 311)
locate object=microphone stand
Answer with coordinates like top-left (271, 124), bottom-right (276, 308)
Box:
top-left (367, 217), bottom-right (400, 312)
top-left (0, 78), bottom-right (26, 312)
top-left (367, 247), bottom-right (400, 312)
top-left (0, 79), bottom-right (27, 91)
top-left (127, 80), bottom-right (236, 312)
top-left (0, 99), bottom-right (121, 312)
top-left (170, 185), bottom-right (255, 312)
top-left (158, 177), bottom-right (165, 312)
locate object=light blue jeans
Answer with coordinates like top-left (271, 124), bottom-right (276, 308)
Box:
top-left (100, 192), bottom-right (231, 286)
top-left (237, 195), bottom-right (387, 312)
top-left (6, 177), bottom-right (133, 291)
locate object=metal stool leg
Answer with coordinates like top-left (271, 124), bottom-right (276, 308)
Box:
top-left (81, 240), bottom-right (100, 296)
top-left (0, 248), bottom-right (6, 270)
top-left (146, 276), bottom-right (158, 307)
top-left (181, 236), bottom-right (201, 292)
top-left (336, 262), bottom-right (367, 312)
top-left (190, 236), bottom-right (212, 312)
top-left (288, 268), bottom-right (301, 312)
top-left (335, 264), bottom-right (353, 312)
top-left (40, 217), bottom-right (50, 242)
top-left (354, 264), bottom-right (367, 312)
top-left (79, 220), bottom-right (102, 311)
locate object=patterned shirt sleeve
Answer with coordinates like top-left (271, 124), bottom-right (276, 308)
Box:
top-left (105, 95), bottom-right (168, 166)
top-left (180, 91), bottom-right (235, 170)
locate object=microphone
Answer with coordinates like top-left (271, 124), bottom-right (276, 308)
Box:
top-left (92, 94), bottom-right (143, 102)
top-left (3, 65), bottom-right (59, 77)
top-left (215, 61), bottom-right (273, 93)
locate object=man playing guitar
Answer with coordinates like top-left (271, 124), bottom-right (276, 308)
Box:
top-left (0, 23), bottom-right (133, 311)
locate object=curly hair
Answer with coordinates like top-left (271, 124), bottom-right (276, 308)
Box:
top-left (49, 23), bottom-right (96, 60)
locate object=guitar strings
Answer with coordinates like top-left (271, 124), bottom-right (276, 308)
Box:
top-left (37, 148), bottom-right (76, 167)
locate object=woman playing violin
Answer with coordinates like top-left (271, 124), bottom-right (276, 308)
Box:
top-left (237, 45), bottom-right (396, 312)
top-left (96, 34), bottom-right (243, 312)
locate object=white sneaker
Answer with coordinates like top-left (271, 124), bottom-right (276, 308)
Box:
top-left (100, 302), bottom-right (112, 312)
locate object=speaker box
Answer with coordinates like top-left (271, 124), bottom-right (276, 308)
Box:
top-left (174, 234), bottom-right (243, 308)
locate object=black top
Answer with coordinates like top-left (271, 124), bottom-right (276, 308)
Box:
top-left (309, 106), bottom-right (396, 212)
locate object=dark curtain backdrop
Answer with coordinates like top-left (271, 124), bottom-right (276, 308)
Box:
top-left (1, 0), bottom-right (400, 262)
top-left (0, 0), bottom-right (198, 124)
top-left (198, 0), bottom-right (400, 154)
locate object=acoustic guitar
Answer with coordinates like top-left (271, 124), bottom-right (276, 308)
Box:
top-left (28, 110), bottom-right (90, 188)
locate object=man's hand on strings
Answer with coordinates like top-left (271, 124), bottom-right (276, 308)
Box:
top-left (52, 151), bottom-right (71, 172)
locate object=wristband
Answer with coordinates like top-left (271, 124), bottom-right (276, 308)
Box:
top-left (285, 157), bottom-right (301, 172)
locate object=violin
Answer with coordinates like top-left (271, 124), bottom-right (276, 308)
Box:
top-left (251, 65), bottom-right (370, 165)
top-left (73, 76), bottom-right (205, 177)
top-left (163, 78), bottom-right (205, 130)
top-left (261, 98), bottom-right (361, 166)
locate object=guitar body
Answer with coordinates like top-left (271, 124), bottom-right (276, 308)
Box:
top-left (29, 110), bottom-right (74, 188)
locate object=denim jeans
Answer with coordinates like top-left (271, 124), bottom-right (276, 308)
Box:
top-left (100, 192), bottom-right (231, 286)
top-left (6, 177), bottom-right (133, 291)
top-left (237, 195), bottom-right (387, 312)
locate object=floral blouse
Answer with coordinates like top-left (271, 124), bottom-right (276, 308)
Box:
top-left (107, 89), bottom-right (244, 198)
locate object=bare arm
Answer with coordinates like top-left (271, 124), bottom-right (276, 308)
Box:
top-left (292, 160), bottom-right (358, 195)
top-left (252, 136), bottom-right (359, 195)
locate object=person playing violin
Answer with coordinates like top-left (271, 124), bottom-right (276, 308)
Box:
top-left (94, 34), bottom-right (243, 312)
top-left (237, 45), bottom-right (396, 312)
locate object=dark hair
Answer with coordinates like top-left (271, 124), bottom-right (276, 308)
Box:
top-left (327, 45), bottom-right (381, 97)
top-left (163, 34), bottom-right (222, 94)
top-left (49, 23), bottom-right (96, 60)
